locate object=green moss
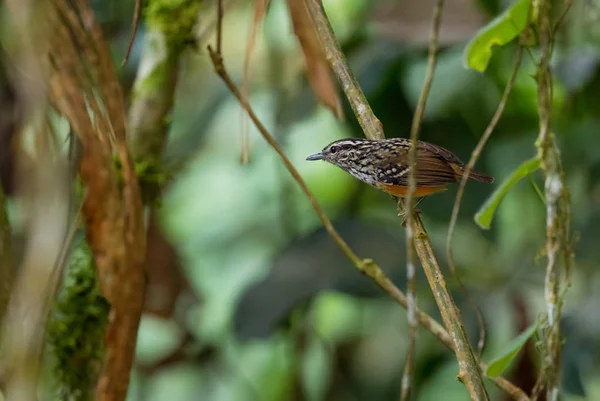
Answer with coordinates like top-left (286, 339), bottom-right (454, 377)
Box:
top-left (136, 49), bottom-right (177, 96)
top-left (144, 0), bottom-right (203, 49)
top-left (47, 239), bottom-right (109, 401)
top-left (113, 155), bottom-right (172, 204)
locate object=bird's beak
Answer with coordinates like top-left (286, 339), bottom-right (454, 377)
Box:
top-left (306, 152), bottom-right (324, 161)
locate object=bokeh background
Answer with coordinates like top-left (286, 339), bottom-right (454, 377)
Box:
top-left (48, 0), bottom-right (600, 399)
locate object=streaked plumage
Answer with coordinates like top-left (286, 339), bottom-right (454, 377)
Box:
top-left (306, 137), bottom-right (493, 198)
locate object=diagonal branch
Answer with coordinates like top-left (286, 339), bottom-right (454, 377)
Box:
top-left (304, 0), bottom-right (489, 399)
top-left (304, 0), bottom-right (383, 140)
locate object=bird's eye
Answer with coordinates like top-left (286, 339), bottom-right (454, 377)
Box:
top-left (330, 146), bottom-right (339, 154)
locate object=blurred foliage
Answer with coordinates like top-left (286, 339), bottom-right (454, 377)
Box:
top-left (11, 0), bottom-right (600, 399)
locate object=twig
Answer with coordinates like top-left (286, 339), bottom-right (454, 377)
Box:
top-left (0, 177), bottom-right (12, 322)
top-left (552, 0), bottom-right (573, 37)
top-left (217, 0), bottom-right (224, 55)
top-left (401, 1), bottom-right (444, 398)
top-left (446, 46), bottom-right (524, 358)
top-left (206, 42), bottom-right (528, 401)
top-left (196, 0), bottom-right (240, 45)
top-left (305, 0), bottom-right (384, 140)
top-left (121, 0), bottom-right (141, 68)
top-left (305, 0), bottom-right (489, 399)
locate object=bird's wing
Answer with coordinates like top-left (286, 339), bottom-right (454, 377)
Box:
top-left (373, 142), bottom-right (457, 187)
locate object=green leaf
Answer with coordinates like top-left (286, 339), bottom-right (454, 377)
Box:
top-left (475, 156), bottom-right (541, 229)
top-left (486, 320), bottom-right (540, 377)
top-left (464, 0), bottom-right (531, 72)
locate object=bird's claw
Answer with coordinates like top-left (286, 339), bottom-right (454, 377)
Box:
top-left (399, 208), bottom-right (423, 227)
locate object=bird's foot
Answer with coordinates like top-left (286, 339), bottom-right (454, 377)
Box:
top-left (398, 208), bottom-right (423, 227)
top-left (396, 197), bottom-right (424, 227)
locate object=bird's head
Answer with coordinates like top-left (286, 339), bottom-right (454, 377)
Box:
top-left (306, 138), bottom-right (371, 169)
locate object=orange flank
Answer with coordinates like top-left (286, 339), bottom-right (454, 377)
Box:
top-left (378, 183), bottom-right (448, 197)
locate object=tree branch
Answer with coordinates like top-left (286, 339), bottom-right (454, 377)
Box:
top-left (534, 1), bottom-right (572, 400)
top-left (0, 181), bottom-right (12, 322)
top-left (49, 1), bottom-right (147, 399)
top-left (304, 0), bottom-right (489, 399)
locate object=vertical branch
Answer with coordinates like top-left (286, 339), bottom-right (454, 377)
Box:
top-left (127, 0), bottom-right (202, 320)
top-left (534, 1), bottom-right (571, 400)
top-left (128, 0), bottom-right (203, 163)
top-left (217, 0), bottom-right (224, 55)
top-left (304, 0), bottom-right (489, 399)
top-left (0, 2), bottom-right (71, 400)
top-left (0, 182), bottom-right (12, 321)
top-left (0, 60), bottom-right (19, 322)
top-left (446, 46), bottom-right (524, 357)
top-left (49, 1), bottom-right (150, 399)
top-left (401, 1), bottom-right (444, 399)
top-left (412, 221), bottom-right (490, 400)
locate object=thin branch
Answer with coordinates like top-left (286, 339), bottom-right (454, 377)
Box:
top-left (305, 0), bottom-right (384, 140)
top-left (446, 46), bottom-right (524, 358)
top-left (196, 0), bottom-right (240, 45)
top-left (217, 0), bottom-right (224, 55)
top-left (401, 1), bottom-right (444, 398)
top-left (305, 0), bottom-right (489, 399)
top-left (121, 0), bottom-right (141, 68)
top-left (552, 0), bottom-right (573, 37)
top-left (412, 220), bottom-right (490, 400)
top-left (0, 177), bottom-right (12, 322)
top-left (206, 42), bottom-right (528, 401)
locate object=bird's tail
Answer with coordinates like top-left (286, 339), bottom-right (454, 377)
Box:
top-left (450, 163), bottom-right (494, 184)
top-left (466, 170), bottom-right (494, 184)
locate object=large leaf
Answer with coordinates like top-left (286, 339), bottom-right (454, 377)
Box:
top-left (464, 0), bottom-right (531, 72)
top-left (475, 156), bottom-right (541, 229)
top-left (486, 319), bottom-right (540, 377)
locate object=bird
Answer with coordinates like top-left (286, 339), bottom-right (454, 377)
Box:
top-left (306, 137), bottom-right (493, 205)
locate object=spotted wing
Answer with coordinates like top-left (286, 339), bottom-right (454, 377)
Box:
top-left (373, 140), bottom-right (458, 187)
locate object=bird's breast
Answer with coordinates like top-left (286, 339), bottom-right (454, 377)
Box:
top-left (347, 166), bottom-right (378, 187)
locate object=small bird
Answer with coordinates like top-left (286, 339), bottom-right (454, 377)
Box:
top-left (306, 137), bottom-right (493, 201)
